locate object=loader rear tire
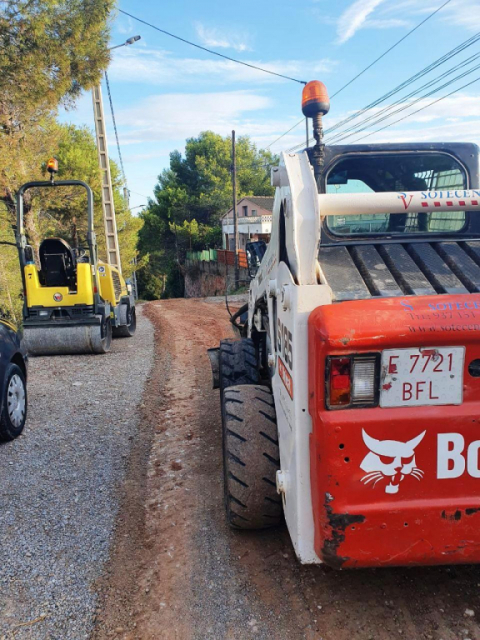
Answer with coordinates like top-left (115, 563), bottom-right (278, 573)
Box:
top-left (113, 306), bottom-right (136, 338)
top-left (222, 384), bottom-right (283, 529)
top-left (219, 339), bottom-right (259, 392)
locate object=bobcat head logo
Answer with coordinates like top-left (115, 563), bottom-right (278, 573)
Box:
top-left (360, 430), bottom-right (426, 494)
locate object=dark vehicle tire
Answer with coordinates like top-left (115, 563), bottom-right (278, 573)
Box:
top-left (113, 306), bottom-right (137, 338)
top-left (0, 364), bottom-right (27, 441)
top-left (219, 338), bottom-right (259, 392)
top-left (222, 384), bottom-right (283, 529)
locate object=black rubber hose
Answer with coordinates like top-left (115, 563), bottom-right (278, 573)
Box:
top-left (230, 302), bottom-right (249, 328)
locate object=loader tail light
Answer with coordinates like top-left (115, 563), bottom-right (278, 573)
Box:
top-left (329, 357), bottom-right (351, 406)
top-left (327, 354), bottom-right (379, 409)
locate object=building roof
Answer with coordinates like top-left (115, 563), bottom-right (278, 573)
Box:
top-left (223, 196), bottom-right (274, 219)
top-left (244, 196), bottom-right (274, 212)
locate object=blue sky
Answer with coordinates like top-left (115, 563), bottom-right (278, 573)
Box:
top-left (60, 0), bottom-right (480, 212)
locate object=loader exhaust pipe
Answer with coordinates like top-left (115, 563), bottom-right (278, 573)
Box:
top-left (302, 81), bottom-right (330, 191)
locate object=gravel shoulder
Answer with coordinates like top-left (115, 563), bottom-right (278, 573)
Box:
top-left (0, 306), bottom-right (154, 640)
top-left (94, 298), bottom-right (480, 640)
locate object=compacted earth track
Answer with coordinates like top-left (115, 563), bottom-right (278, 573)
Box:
top-left (94, 299), bottom-right (480, 640)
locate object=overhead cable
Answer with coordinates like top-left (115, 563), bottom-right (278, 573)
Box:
top-left (105, 70), bottom-right (128, 192)
top-left (326, 32), bottom-right (480, 139)
top-left (266, 0), bottom-right (454, 150)
top-left (327, 52), bottom-right (480, 145)
top-left (287, 49), bottom-right (480, 152)
top-left (347, 74), bottom-right (480, 144)
top-left (118, 9), bottom-right (307, 85)
top-left (330, 0), bottom-right (453, 100)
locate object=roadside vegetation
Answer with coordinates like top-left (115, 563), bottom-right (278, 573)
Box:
top-left (0, 1), bottom-right (277, 317)
top-left (0, 0), bottom-right (141, 322)
top-left (137, 132), bottom-right (277, 299)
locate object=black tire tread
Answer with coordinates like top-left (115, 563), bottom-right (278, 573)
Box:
top-left (222, 384), bottom-right (283, 530)
top-left (219, 339), bottom-right (260, 391)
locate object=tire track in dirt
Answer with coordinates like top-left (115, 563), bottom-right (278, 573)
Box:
top-left (94, 298), bottom-right (480, 640)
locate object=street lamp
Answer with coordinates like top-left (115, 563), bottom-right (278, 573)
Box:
top-left (109, 35), bottom-right (141, 51)
top-left (91, 35), bottom-right (141, 273)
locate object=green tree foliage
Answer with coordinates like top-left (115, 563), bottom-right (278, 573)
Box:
top-left (0, 0), bottom-right (143, 321)
top-left (0, 0), bottom-right (114, 213)
top-left (0, 123), bottom-right (142, 321)
top-left (138, 131), bottom-right (277, 299)
top-left (0, 0), bottom-right (114, 121)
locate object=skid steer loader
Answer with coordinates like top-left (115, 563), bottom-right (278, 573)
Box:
top-left (210, 80), bottom-right (480, 568)
top-left (16, 160), bottom-right (136, 356)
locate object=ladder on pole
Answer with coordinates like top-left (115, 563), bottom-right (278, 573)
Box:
top-left (92, 83), bottom-right (122, 274)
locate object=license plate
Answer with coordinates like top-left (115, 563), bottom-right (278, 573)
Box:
top-left (380, 347), bottom-right (465, 408)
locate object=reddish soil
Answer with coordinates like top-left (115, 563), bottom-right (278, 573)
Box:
top-left (93, 298), bottom-right (480, 640)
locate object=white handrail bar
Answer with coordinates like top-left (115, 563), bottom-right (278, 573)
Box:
top-left (319, 190), bottom-right (480, 217)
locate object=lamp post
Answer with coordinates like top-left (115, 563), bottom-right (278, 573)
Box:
top-left (92, 35), bottom-right (141, 274)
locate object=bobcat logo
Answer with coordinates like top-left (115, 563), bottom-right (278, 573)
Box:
top-left (360, 430), bottom-right (426, 494)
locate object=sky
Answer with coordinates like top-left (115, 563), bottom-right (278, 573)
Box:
top-left (60, 0), bottom-right (480, 212)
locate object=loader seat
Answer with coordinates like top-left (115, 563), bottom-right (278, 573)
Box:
top-left (39, 238), bottom-right (77, 289)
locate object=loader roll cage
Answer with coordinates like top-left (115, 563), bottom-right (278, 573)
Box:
top-left (312, 142), bottom-right (480, 245)
top-left (16, 180), bottom-right (101, 310)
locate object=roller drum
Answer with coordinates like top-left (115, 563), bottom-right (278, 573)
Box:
top-left (23, 323), bottom-right (111, 356)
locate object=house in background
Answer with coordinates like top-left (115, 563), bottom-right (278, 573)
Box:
top-left (221, 196), bottom-right (274, 250)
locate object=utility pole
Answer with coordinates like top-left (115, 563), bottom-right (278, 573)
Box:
top-left (92, 83), bottom-right (122, 273)
top-left (231, 130), bottom-right (239, 289)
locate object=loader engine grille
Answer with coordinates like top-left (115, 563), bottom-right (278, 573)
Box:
top-left (111, 271), bottom-right (123, 300)
top-left (320, 240), bottom-right (480, 301)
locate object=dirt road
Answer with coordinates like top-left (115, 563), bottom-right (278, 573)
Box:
top-left (94, 298), bottom-right (480, 640)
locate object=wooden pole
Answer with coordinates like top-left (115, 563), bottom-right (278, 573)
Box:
top-left (231, 130), bottom-right (239, 289)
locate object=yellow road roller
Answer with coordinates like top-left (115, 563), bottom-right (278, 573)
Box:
top-left (16, 164), bottom-right (136, 356)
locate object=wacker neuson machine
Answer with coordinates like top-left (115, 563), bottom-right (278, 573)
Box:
top-left (210, 81), bottom-right (480, 568)
top-left (16, 160), bottom-right (136, 355)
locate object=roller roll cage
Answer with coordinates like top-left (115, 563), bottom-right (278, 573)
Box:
top-left (15, 180), bottom-right (102, 310)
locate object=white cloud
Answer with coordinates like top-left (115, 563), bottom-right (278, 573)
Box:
top-left (116, 16), bottom-right (134, 36)
top-left (337, 0), bottom-right (387, 44)
top-left (108, 47), bottom-right (337, 85)
top-left (195, 23), bottom-right (252, 52)
top-left (327, 93), bottom-right (480, 145)
top-left (332, 0), bottom-right (479, 43)
top-left (380, 0), bottom-right (480, 31)
top-left (116, 91), bottom-right (274, 143)
top-left (363, 18), bottom-right (411, 28)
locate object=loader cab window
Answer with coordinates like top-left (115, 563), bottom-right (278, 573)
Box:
top-left (325, 153), bottom-right (468, 235)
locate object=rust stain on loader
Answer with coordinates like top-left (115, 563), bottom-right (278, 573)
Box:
top-left (322, 493), bottom-right (365, 569)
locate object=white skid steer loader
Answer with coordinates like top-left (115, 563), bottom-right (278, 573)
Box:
top-left (210, 81), bottom-right (480, 569)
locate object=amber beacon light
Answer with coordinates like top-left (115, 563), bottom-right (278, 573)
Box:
top-left (301, 81), bottom-right (330, 187)
top-left (301, 80), bottom-right (330, 118)
top-left (46, 158), bottom-right (58, 174)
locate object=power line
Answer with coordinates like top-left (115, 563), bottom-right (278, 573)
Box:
top-left (266, 119), bottom-right (305, 149)
top-left (129, 190), bottom-right (152, 200)
top-left (347, 74), bottom-right (480, 144)
top-left (325, 32), bottom-right (480, 140)
top-left (327, 50), bottom-right (480, 145)
top-left (330, 0), bottom-right (453, 100)
top-left (104, 70), bottom-right (128, 192)
top-left (265, 0), bottom-right (454, 150)
top-left (287, 43), bottom-right (480, 152)
top-left (118, 9), bottom-right (307, 85)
